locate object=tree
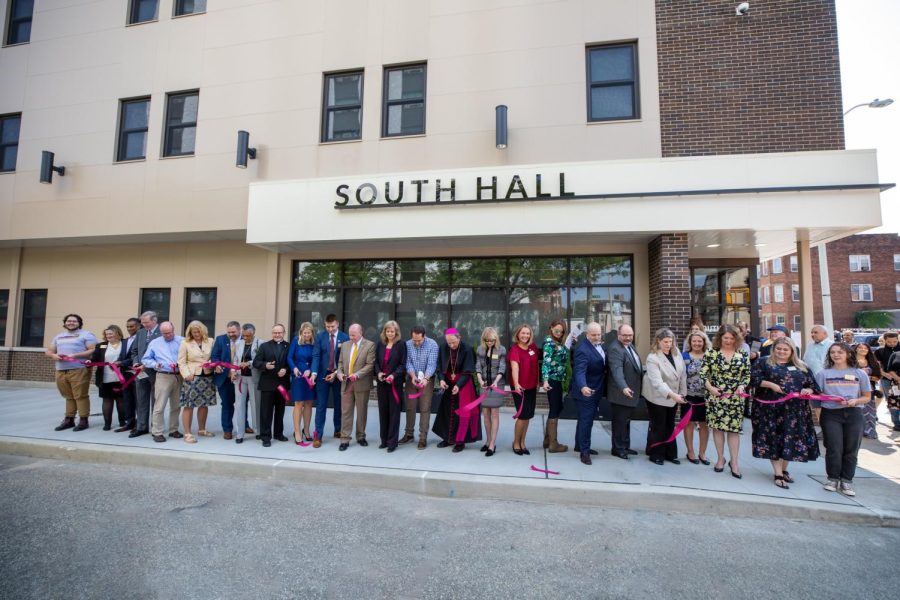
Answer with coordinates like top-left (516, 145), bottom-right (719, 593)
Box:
top-left (855, 310), bottom-right (894, 329)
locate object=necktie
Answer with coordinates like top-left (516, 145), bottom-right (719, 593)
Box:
top-left (349, 343), bottom-right (358, 373)
top-left (230, 340), bottom-right (236, 363)
top-left (628, 346), bottom-right (638, 365)
top-left (328, 334), bottom-right (336, 371)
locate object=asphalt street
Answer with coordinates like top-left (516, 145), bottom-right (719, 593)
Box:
top-left (0, 453), bottom-right (895, 600)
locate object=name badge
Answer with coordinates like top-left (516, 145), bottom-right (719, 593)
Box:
top-left (528, 350), bottom-right (535, 356)
top-left (844, 374), bottom-right (857, 381)
top-left (787, 366), bottom-right (796, 371)
top-left (490, 353), bottom-right (497, 360)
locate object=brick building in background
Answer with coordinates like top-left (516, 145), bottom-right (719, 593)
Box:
top-left (758, 234), bottom-right (900, 333)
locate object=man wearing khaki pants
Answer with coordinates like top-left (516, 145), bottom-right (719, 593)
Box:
top-left (336, 324), bottom-right (375, 451)
top-left (401, 325), bottom-right (438, 449)
top-left (46, 314), bottom-right (97, 432)
top-left (140, 322), bottom-right (185, 442)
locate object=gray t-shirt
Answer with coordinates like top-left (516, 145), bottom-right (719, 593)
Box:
top-left (52, 330), bottom-right (98, 371)
top-left (814, 367), bottom-right (871, 410)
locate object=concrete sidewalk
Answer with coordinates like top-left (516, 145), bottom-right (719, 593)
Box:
top-left (1, 384), bottom-right (898, 526)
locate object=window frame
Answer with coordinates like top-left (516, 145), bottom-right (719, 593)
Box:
top-left (760, 262), bottom-right (768, 276)
top-left (791, 284), bottom-right (800, 303)
top-left (184, 287), bottom-right (217, 335)
top-left (896, 283), bottom-right (900, 302)
top-left (850, 283), bottom-right (873, 302)
top-left (793, 314), bottom-right (801, 332)
top-left (173, 0), bottom-right (206, 17)
top-left (321, 69), bottom-right (364, 143)
top-left (848, 254), bottom-right (871, 272)
top-left (381, 62), bottom-right (427, 138)
top-left (585, 42), bottom-right (640, 122)
top-left (762, 286), bottom-right (770, 304)
top-left (0, 288), bottom-right (8, 346)
top-left (775, 314), bottom-right (786, 327)
top-left (773, 284), bottom-right (784, 303)
top-left (771, 258), bottom-right (782, 274)
top-left (162, 90), bottom-right (199, 158)
top-left (115, 96), bottom-right (151, 162)
top-left (893, 254), bottom-right (900, 271)
top-left (0, 113), bottom-right (22, 173)
top-left (127, 0), bottom-right (159, 25)
top-left (789, 255), bottom-right (798, 272)
top-left (4, 0), bottom-right (33, 46)
top-left (19, 288), bottom-right (47, 348)
top-left (139, 287), bottom-right (171, 323)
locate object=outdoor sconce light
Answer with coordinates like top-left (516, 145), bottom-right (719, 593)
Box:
top-left (235, 130), bottom-right (257, 168)
top-left (39, 151), bottom-right (65, 184)
top-left (495, 105), bottom-right (508, 149)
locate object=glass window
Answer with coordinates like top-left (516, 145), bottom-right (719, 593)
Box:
top-left (760, 262), bottom-right (768, 276)
top-left (174, 0), bottom-right (206, 16)
top-left (850, 284), bottom-right (873, 302)
top-left (773, 285), bottom-right (784, 303)
top-left (724, 268), bottom-right (750, 305)
top-left (772, 258), bottom-right (782, 274)
top-left (587, 43), bottom-right (638, 121)
top-left (508, 257), bottom-right (567, 286)
top-left (293, 289), bottom-right (341, 332)
top-left (894, 254), bottom-right (900, 271)
top-left (571, 256), bottom-right (632, 285)
top-left (140, 288), bottom-right (170, 323)
top-left (571, 286), bottom-right (632, 339)
top-left (128, 0), bottom-right (158, 24)
top-left (762, 286), bottom-right (770, 304)
top-left (294, 261), bottom-right (340, 288)
top-left (793, 314), bottom-right (801, 332)
top-left (5, 0), bottom-right (32, 45)
top-left (396, 288), bottom-right (448, 341)
top-left (383, 63), bottom-right (426, 137)
top-left (791, 284), bottom-right (800, 302)
top-left (0, 289), bottom-right (8, 345)
top-left (450, 288), bottom-right (506, 349)
top-left (896, 283), bottom-right (900, 302)
top-left (184, 287), bottom-right (216, 334)
top-left (0, 113), bottom-right (21, 172)
top-left (789, 255), bottom-right (798, 272)
top-left (344, 288), bottom-right (393, 341)
top-left (163, 91), bottom-right (199, 157)
top-left (397, 260), bottom-right (449, 286)
top-left (776, 314), bottom-right (786, 326)
top-left (117, 98), bottom-right (150, 161)
top-left (509, 287), bottom-right (568, 348)
top-left (451, 259), bottom-right (505, 286)
top-left (322, 71), bottom-right (363, 142)
top-left (849, 255), bottom-right (871, 272)
top-left (692, 269), bottom-right (720, 305)
top-left (19, 289), bottom-right (46, 347)
top-left (344, 261), bottom-right (393, 287)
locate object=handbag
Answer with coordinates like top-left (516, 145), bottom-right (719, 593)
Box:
top-left (888, 384), bottom-right (900, 411)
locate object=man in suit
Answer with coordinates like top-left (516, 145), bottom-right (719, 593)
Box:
top-left (231, 323), bottom-right (262, 443)
top-left (336, 323), bottom-right (375, 451)
top-left (252, 323), bottom-right (291, 447)
top-left (210, 320), bottom-right (242, 439)
top-left (606, 324), bottom-right (643, 459)
top-left (310, 314), bottom-right (349, 446)
top-left (117, 317), bottom-right (141, 432)
top-left (570, 323), bottom-right (606, 465)
top-left (128, 311), bottom-right (162, 438)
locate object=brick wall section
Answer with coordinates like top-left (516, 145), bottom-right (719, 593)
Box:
top-left (649, 233), bottom-right (692, 343)
top-left (656, 0), bottom-right (844, 157)
top-left (0, 349), bottom-right (57, 382)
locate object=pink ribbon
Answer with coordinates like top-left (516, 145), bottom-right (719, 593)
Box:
top-left (408, 382), bottom-right (426, 399)
top-left (531, 465), bottom-right (560, 475)
top-left (648, 401), bottom-right (702, 449)
top-left (202, 361), bottom-right (243, 370)
top-left (277, 385), bottom-right (290, 403)
top-left (450, 374), bottom-right (480, 444)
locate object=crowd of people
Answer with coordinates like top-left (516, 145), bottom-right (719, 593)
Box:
top-left (46, 311), bottom-right (900, 498)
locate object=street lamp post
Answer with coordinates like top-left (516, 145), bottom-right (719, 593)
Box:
top-left (843, 98), bottom-right (894, 116)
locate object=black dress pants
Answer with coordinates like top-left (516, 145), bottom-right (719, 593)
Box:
top-left (260, 390), bottom-right (285, 442)
top-left (646, 402), bottom-right (677, 461)
top-left (377, 380), bottom-right (402, 448)
top-left (122, 383), bottom-right (136, 426)
top-left (611, 403), bottom-right (634, 453)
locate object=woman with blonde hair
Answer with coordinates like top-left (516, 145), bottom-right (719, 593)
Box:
top-left (643, 328), bottom-right (688, 465)
top-left (681, 331), bottom-right (711, 464)
top-left (508, 323), bottom-right (540, 455)
top-left (475, 326), bottom-right (507, 456)
top-left (375, 320), bottom-right (407, 452)
top-left (287, 322), bottom-right (317, 444)
top-left (177, 320), bottom-right (217, 443)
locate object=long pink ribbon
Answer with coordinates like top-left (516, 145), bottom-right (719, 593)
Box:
top-left (408, 382), bottom-right (426, 399)
top-left (202, 361), bottom-right (243, 370)
top-left (531, 465), bottom-right (560, 475)
top-left (451, 375), bottom-right (480, 444)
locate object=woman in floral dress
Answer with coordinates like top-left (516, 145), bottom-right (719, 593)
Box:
top-left (750, 337), bottom-right (819, 490)
top-left (700, 324), bottom-right (751, 478)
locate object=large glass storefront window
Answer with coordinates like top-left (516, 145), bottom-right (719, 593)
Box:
top-left (292, 256), bottom-right (633, 348)
top-left (691, 267), bottom-right (755, 332)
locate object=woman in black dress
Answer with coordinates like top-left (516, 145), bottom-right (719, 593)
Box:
top-left (750, 337), bottom-right (819, 489)
top-left (432, 328), bottom-right (481, 452)
top-left (375, 320), bottom-right (407, 452)
top-left (90, 325), bottom-right (131, 431)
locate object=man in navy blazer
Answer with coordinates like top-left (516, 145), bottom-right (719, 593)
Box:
top-left (570, 322), bottom-right (606, 465)
top-left (310, 314), bottom-right (349, 445)
top-left (210, 321), bottom-right (242, 439)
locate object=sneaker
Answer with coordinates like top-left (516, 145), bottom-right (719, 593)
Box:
top-left (823, 478), bottom-right (838, 492)
top-left (839, 481), bottom-right (856, 497)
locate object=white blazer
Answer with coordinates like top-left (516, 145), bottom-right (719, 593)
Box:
top-left (642, 350), bottom-right (687, 407)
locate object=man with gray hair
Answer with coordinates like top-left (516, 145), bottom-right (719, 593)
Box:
top-left (802, 325), bottom-right (832, 377)
top-left (128, 311), bottom-right (162, 438)
top-left (211, 320), bottom-right (242, 439)
top-left (231, 323), bottom-right (262, 443)
top-left (606, 324), bottom-right (643, 459)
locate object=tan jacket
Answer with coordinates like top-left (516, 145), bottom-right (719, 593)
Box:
top-left (642, 350), bottom-right (687, 407)
top-left (336, 338), bottom-right (376, 392)
top-left (177, 339), bottom-right (213, 378)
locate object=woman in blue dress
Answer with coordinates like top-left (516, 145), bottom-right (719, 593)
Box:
top-left (750, 337), bottom-right (819, 490)
top-left (287, 322), bottom-right (317, 444)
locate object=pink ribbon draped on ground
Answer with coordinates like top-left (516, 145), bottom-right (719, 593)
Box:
top-left (531, 465), bottom-right (561, 475)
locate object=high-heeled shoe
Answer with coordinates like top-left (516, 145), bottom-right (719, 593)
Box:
top-left (714, 461), bottom-right (725, 473)
top-left (521, 447), bottom-right (531, 456)
top-left (728, 460), bottom-right (742, 479)
top-left (480, 445), bottom-right (488, 452)
top-left (303, 431), bottom-right (313, 442)
top-left (512, 446), bottom-right (524, 456)
top-left (699, 457), bottom-right (711, 466)
top-left (686, 455), bottom-right (700, 465)
top-left (294, 433), bottom-right (302, 446)
top-left (485, 448), bottom-right (495, 457)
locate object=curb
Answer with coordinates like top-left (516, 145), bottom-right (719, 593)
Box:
top-left (2, 436), bottom-right (897, 528)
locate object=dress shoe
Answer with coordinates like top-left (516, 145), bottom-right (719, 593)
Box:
top-left (358, 439), bottom-right (369, 447)
top-left (437, 440), bottom-right (450, 448)
top-left (169, 431), bottom-right (183, 439)
top-left (667, 458), bottom-right (681, 465)
top-left (114, 424), bottom-right (132, 433)
top-left (452, 444), bottom-right (464, 453)
top-left (129, 429), bottom-right (149, 438)
top-left (399, 434), bottom-right (414, 444)
top-left (313, 439), bottom-right (322, 448)
top-left (625, 449), bottom-right (638, 456)
top-left (580, 453), bottom-right (593, 465)
top-left (387, 446), bottom-right (397, 453)
top-left (274, 435), bottom-right (289, 442)
top-left (612, 451), bottom-right (629, 460)
top-left (235, 438), bottom-right (244, 444)
top-left (686, 456), bottom-right (700, 465)
top-left (245, 427), bottom-right (255, 434)
top-left (521, 447), bottom-right (531, 456)
top-left (73, 418), bottom-right (89, 431)
top-left (417, 440), bottom-right (426, 450)
top-left (223, 432), bottom-right (233, 440)
top-left (513, 447), bottom-right (524, 456)
top-left (379, 443), bottom-right (388, 449)
top-left (339, 443), bottom-right (349, 451)
top-left (728, 461), bottom-right (742, 479)
top-left (262, 440), bottom-right (271, 447)
top-left (102, 424), bottom-right (112, 431)
top-left (152, 434), bottom-right (166, 443)
top-left (485, 448), bottom-right (495, 457)
top-left (649, 457), bottom-right (664, 465)
top-left (480, 445), bottom-right (488, 452)
top-left (699, 457), bottom-right (711, 466)
top-left (574, 447), bottom-right (599, 455)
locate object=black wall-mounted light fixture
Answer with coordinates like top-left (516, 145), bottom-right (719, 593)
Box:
top-left (495, 105), bottom-right (508, 149)
top-left (39, 151), bottom-right (65, 184)
top-left (236, 130), bottom-right (257, 168)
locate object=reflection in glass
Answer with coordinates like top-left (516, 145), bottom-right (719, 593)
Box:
top-left (396, 260), bottom-right (449, 286)
top-left (508, 288), bottom-right (567, 348)
top-left (396, 288), bottom-right (448, 340)
top-left (571, 256), bottom-right (632, 285)
top-left (293, 289), bottom-right (340, 331)
top-left (450, 288), bottom-right (506, 349)
top-left (344, 261), bottom-right (393, 286)
top-left (452, 259), bottom-right (506, 286)
top-left (692, 268), bottom-right (720, 305)
top-left (571, 287), bottom-right (633, 338)
top-left (724, 268), bottom-right (750, 305)
top-left (345, 289), bottom-right (394, 341)
top-left (508, 257), bottom-right (567, 286)
top-left (294, 261), bottom-right (340, 288)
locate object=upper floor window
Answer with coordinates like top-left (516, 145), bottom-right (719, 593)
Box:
top-left (762, 286), bottom-right (770, 304)
top-left (0, 113), bottom-right (21, 172)
top-left (793, 314), bottom-right (801, 332)
top-left (775, 314), bottom-right (786, 326)
top-left (760, 261), bottom-right (768, 277)
top-left (382, 63), bottom-right (426, 137)
top-left (896, 283), bottom-right (900, 302)
top-left (789, 255), bottom-right (798, 272)
top-left (586, 43), bottom-right (639, 121)
top-left (850, 283), bottom-right (873, 302)
top-left (174, 0), bottom-right (206, 16)
top-left (140, 288), bottom-right (171, 323)
top-left (849, 254), bottom-right (871, 272)
top-left (791, 284), bottom-right (800, 302)
top-left (322, 71), bottom-right (363, 142)
top-left (771, 258), bottom-right (782, 274)
top-left (5, 0), bottom-right (32, 45)
top-left (163, 91), bottom-right (199, 157)
top-left (128, 0), bottom-right (159, 25)
top-left (116, 97), bottom-right (150, 162)
top-left (773, 284), bottom-right (784, 303)
top-left (894, 254), bottom-right (900, 271)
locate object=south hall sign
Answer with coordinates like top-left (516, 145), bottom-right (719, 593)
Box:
top-left (334, 172), bottom-right (575, 208)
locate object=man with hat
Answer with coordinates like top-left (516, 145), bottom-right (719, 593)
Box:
top-left (759, 324), bottom-right (788, 360)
